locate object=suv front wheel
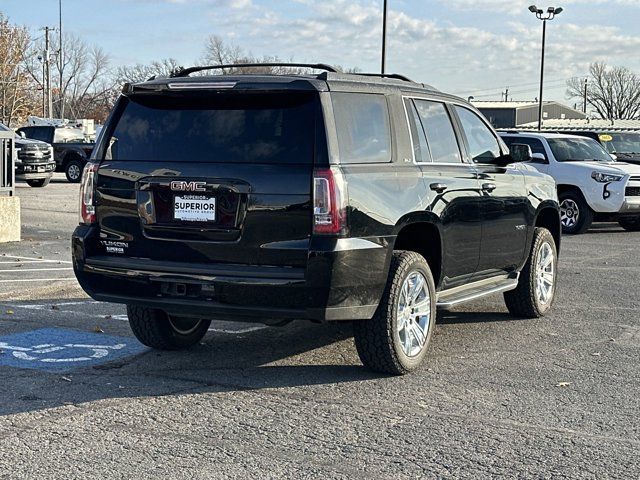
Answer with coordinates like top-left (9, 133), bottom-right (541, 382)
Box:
top-left (559, 190), bottom-right (593, 234)
top-left (127, 305), bottom-right (211, 350)
top-left (353, 251), bottom-right (436, 375)
top-left (504, 227), bottom-right (558, 318)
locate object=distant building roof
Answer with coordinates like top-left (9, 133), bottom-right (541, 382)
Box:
top-left (472, 101), bottom-right (549, 109)
top-left (473, 100), bottom-right (587, 128)
top-left (518, 118), bottom-right (640, 131)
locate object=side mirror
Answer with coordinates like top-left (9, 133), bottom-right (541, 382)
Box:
top-left (610, 154), bottom-right (617, 161)
top-left (18, 131), bottom-right (26, 139)
top-left (509, 143), bottom-right (533, 163)
top-left (531, 153), bottom-right (548, 164)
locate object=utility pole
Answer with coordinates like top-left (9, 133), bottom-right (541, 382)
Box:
top-left (505, 87), bottom-right (509, 102)
top-left (583, 78), bottom-right (588, 114)
top-left (381, 0), bottom-right (388, 74)
top-left (58, 0), bottom-right (64, 119)
top-left (43, 26), bottom-right (53, 119)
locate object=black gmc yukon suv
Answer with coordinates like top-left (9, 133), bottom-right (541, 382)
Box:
top-left (72, 64), bottom-right (561, 375)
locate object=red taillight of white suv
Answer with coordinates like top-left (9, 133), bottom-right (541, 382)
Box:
top-left (79, 163), bottom-right (99, 225)
top-left (313, 167), bottom-right (347, 235)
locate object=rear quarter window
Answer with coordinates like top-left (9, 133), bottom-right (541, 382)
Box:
top-left (332, 93), bottom-right (392, 164)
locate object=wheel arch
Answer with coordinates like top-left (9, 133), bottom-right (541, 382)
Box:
top-left (61, 149), bottom-right (87, 167)
top-left (392, 214), bottom-right (444, 288)
top-left (556, 183), bottom-right (597, 211)
top-left (534, 204), bottom-right (561, 253)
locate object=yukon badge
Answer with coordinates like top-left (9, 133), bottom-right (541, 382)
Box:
top-left (170, 181), bottom-right (207, 192)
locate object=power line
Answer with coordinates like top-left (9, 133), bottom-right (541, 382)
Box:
top-left (453, 77), bottom-right (570, 96)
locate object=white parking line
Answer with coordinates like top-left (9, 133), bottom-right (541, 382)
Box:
top-left (0, 278), bottom-right (77, 283)
top-left (0, 260), bottom-right (65, 264)
top-left (0, 254), bottom-right (72, 264)
top-left (0, 301), bottom-right (268, 334)
top-left (0, 268), bottom-right (73, 272)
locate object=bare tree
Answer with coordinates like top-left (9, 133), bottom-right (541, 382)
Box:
top-left (567, 62), bottom-right (640, 120)
top-left (199, 35), bottom-right (359, 75)
top-left (0, 14), bottom-right (37, 125)
top-left (25, 32), bottom-right (115, 121)
top-left (115, 58), bottom-right (182, 84)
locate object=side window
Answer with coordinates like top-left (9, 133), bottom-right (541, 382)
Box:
top-left (404, 99), bottom-right (431, 163)
top-left (413, 100), bottom-right (462, 164)
top-left (332, 93), bottom-right (391, 164)
top-left (454, 106), bottom-right (501, 163)
top-left (19, 128), bottom-right (50, 143)
top-left (503, 137), bottom-right (547, 159)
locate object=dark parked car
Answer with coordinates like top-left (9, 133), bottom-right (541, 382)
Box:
top-left (16, 125), bottom-right (95, 183)
top-left (72, 64), bottom-right (561, 375)
top-left (0, 123), bottom-right (55, 187)
top-left (549, 130), bottom-right (640, 165)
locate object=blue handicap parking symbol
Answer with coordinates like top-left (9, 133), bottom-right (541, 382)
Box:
top-left (0, 328), bottom-right (147, 372)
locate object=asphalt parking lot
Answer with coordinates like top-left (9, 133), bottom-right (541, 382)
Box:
top-left (0, 174), bottom-right (639, 479)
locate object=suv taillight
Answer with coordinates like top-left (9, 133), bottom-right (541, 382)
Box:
top-left (313, 167), bottom-right (347, 235)
top-left (79, 163), bottom-right (99, 225)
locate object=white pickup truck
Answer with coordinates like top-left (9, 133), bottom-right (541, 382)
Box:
top-left (500, 132), bottom-right (640, 234)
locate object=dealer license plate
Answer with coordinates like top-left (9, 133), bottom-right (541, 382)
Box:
top-left (174, 195), bottom-right (216, 222)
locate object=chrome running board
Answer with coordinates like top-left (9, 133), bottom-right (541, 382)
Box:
top-left (436, 274), bottom-right (519, 308)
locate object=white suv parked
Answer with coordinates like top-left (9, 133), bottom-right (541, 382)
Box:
top-left (500, 132), bottom-right (640, 234)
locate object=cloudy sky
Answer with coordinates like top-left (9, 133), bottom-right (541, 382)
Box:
top-left (3, 0), bottom-right (640, 103)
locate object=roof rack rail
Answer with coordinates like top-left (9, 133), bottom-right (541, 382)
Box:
top-left (171, 63), bottom-right (340, 77)
top-left (356, 72), bottom-right (416, 83)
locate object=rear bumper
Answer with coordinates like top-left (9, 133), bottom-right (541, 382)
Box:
top-left (72, 225), bottom-right (391, 323)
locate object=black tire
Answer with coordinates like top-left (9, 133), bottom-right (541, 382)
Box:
top-left (26, 177), bottom-right (51, 188)
top-left (504, 227), bottom-right (558, 318)
top-left (65, 158), bottom-right (84, 183)
top-left (618, 217), bottom-right (640, 232)
top-left (126, 305), bottom-right (211, 350)
top-left (559, 190), bottom-right (593, 234)
top-left (353, 251), bottom-right (436, 375)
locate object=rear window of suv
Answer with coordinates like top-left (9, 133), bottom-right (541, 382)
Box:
top-left (104, 92), bottom-right (318, 164)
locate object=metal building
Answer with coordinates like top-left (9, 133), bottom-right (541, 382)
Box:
top-left (472, 101), bottom-right (587, 128)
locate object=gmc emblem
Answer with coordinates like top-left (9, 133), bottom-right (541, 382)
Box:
top-left (170, 181), bottom-right (207, 192)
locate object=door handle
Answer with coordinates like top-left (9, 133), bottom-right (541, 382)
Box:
top-left (481, 182), bottom-right (497, 192)
top-left (430, 183), bottom-right (448, 193)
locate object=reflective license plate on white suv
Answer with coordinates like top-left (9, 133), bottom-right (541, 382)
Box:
top-left (174, 195), bottom-right (216, 222)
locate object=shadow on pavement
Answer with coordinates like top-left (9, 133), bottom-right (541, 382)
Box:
top-left (436, 310), bottom-right (514, 325)
top-left (0, 315), bottom-right (383, 416)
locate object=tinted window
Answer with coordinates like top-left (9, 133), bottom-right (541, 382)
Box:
top-left (600, 132), bottom-right (640, 154)
top-left (332, 93), bottom-right (391, 164)
top-left (547, 137), bottom-right (613, 163)
top-left (502, 136), bottom-right (547, 157)
top-left (404, 99), bottom-right (431, 163)
top-left (413, 100), bottom-right (461, 164)
top-left (105, 92), bottom-right (317, 164)
top-left (455, 106), bottom-right (501, 163)
top-left (19, 127), bottom-right (51, 143)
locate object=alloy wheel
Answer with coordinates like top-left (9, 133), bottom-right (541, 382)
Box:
top-left (68, 164), bottom-right (81, 181)
top-left (535, 241), bottom-right (555, 305)
top-left (397, 270), bottom-right (432, 358)
top-left (168, 316), bottom-right (203, 335)
top-left (560, 199), bottom-right (579, 229)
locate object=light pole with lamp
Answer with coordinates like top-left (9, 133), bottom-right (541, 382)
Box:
top-left (528, 5), bottom-right (563, 131)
